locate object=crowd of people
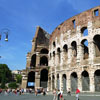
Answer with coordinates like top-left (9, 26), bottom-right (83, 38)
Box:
top-left (0, 87), bottom-right (80, 100)
top-left (53, 88), bottom-right (80, 100)
top-left (0, 88), bottom-right (47, 96)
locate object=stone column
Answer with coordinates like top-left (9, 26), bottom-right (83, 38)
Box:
top-left (55, 52), bottom-right (58, 67)
top-left (88, 21), bottom-right (95, 64)
top-left (47, 76), bottom-right (51, 91)
top-left (77, 44), bottom-right (83, 62)
top-left (59, 74), bottom-right (63, 90)
top-left (35, 72), bottom-right (40, 88)
top-left (76, 26), bottom-right (83, 62)
top-left (90, 72), bottom-right (95, 92)
top-left (68, 46), bottom-right (72, 64)
top-left (55, 74), bottom-right (57, 89)
top-left (55, 53), bottom-right (60, 70)
top-left (51, 74), bottom-right (53, 91)
top-left (26, 56), bottom-right (31, 68)
top-left (36, 52), bottom-right (40, 67)
top-left (88, 41), bottom-right (96, 64)
top-left (21, 75), bottom-right (27, 89)
top-left (50, 54), bottom-right (53, 66)
top-left (78, 73), bottom-right (82, 91)
top-left (60, 50), bottom-right (64, 69)
top-left (67, 74), bottom-right (71, 91)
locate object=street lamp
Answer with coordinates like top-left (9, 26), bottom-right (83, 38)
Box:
top-left (0, 28), bottom-right (9, 58)
top-left (0, 28), bottom-right (9, 41)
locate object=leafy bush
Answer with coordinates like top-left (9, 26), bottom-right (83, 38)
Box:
top-left (8, 82), bottom-right (18, 89)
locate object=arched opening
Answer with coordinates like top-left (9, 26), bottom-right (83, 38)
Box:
top-left (81, 39), bottom-right (89, 59)
top-left (40, 69), bottom-right (48, 88)
top-left (94, 9), bottom-right (99, 16)
top-left (40, 56), bottom-right (48, 66)
top-left (70, 72), bottom-right (78, 92)
top-left (63, 44), bottom-right (68, 63)
top-left (93, 35), bottom-right (100, 57)
top-left (81, 71), bottom-right (90, 91)
top-left (53, 41), bottom-right (56, 47)
top-left (53, 51), bottom-right (55, 65)
top-left (94, 70), bottom-right (100, 92)
top-left (52, 75), bottom-right (55, 90)
top-left (71, 41), bottom-right (77, 57)
top-left (62, 74), bottom-right (67, 92)
top-left (40, 48), bottom-right (48, 54)
top-left (30, 54), bottom-right (36, 67)
top-left (57, 74), bottom-right (60, 90)
top-left (27, 71), bottom-right (35, 89)
top-left (81, 27), bottom-right (88, 36)
top-left (57, 48), bottom-right (61, 64)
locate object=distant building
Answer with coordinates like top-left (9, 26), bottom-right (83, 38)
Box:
top-left (12, 70), bottom-right (22, 81)
top-left (12, 70), bottom-right (22, 75)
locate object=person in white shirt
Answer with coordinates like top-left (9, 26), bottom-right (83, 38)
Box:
top-left (53, 89), bottom-right (57, 100)
top-left (60, 90), bottom-right (63, 100)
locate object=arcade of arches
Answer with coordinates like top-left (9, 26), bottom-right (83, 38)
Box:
top-left (48, 6), bottom-right (100, 92)
top-left (27, 69), bottom-right (48, 89)
top-left (22, 6), bottom-right (100, 92)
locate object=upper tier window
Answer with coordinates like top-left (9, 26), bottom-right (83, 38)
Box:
top-left (53, 41), bottom-right (56, 47)
top-left (81, 27), bottom-right (88, 36)
top-left (72, 19), bottom-right (76, 28)
top-left (94, 9), bottom-right (99, 16)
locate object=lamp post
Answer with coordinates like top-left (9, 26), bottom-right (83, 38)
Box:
top-left (0, 28), bottom-right (9, 41)
top-left (0, 28), bottom-right (9, 58)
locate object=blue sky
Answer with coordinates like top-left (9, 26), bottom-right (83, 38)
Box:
top-left (0, 0), bottom-right (99, 70)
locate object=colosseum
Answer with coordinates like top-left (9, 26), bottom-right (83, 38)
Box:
top-left (22, 6), bottom-right (100, 92)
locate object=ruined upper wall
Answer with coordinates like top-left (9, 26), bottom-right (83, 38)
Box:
top-left (30, 26), bottom-right (50, 54)
top-left (32, 26), bottom-right (50, 45)
top-left (50, 6), bottom-right (100, 44)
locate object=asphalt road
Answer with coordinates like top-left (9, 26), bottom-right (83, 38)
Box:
top-left (0, 93), bottom-right (100, 100)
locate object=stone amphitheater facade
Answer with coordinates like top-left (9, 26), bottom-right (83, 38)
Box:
top-left (22, 6), bottom-right (100, 92)
top-left (48, 6), bottom-right (100, 92)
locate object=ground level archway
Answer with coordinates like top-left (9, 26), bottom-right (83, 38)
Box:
top-left (62, 74), bottom-right (67, 92)
top-left (81, 70), bottom-right (90, 91)
top-left (70, 72), bottom-right (77, 92)
top-left (40, 69), bottom-right (48, 88)
top-left (27, 71), bottom-right (35, 89)
top-left (94, 70), bottom-right (100, 92)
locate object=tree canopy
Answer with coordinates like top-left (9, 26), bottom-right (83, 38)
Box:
top-left (0, 64), bottom-right (12, 88)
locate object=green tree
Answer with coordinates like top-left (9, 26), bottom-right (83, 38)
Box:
top-left (0, 64), bottom-right (12, 88)
top-left (8, 82), bottom-right (18, 89)
top-left (16, 74), bottom-right (22, 83)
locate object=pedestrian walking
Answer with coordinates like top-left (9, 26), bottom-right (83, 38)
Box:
top-left (76, 88), bottom-right (80, 100)
top-left (67, 88), bottom-right (71, 96)
top-left (53, 89), bottom-right (57, 100)
top-left (43, 89), bottom-right (46, 96)
top-left (57, 90), bottom-right (61, 100)
top-left (60, 90), bottom-right (64, 100)
top-left (35, 89), bottom-right (38, 96)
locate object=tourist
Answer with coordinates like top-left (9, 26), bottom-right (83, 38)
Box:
top-left (35, 89), bottom-right (38, 96)
top-left (43, 89), bottom-right (46, 96)
top-left (67, 88), bottom-right (71, 96)
top-left (0, 88), bottom-right (2, 94)
top-left (60, 89), bottom-right (63, 100)
top-left (53, 89), bottom-right (57, 100)
top-left (57, 90), bottom-right (61, 100)
top-left (76, 88), bottom-right (80, 100)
